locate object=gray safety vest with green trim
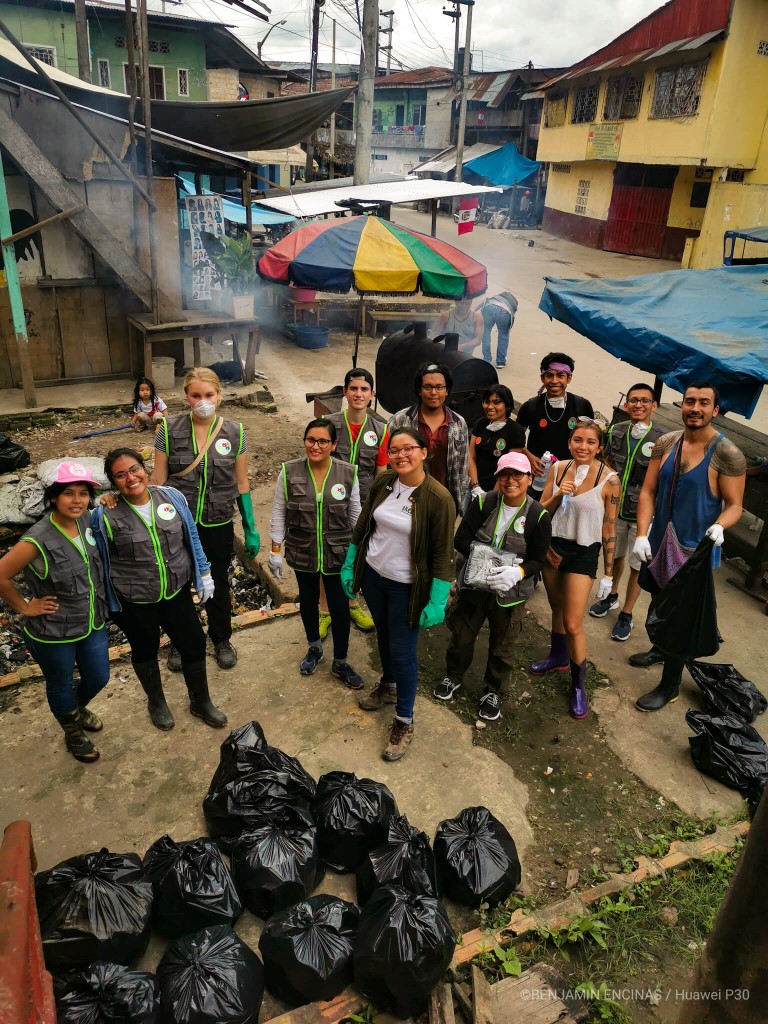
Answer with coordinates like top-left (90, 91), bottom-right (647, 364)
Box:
top-left (607, 420), bottom-right (663, 521)
top-left (472, 492), bottom-right (544, 606)
top-left (283, 457), bottom-right (357, 574)
top-left (324, 411), bottom-right (386, 502)
top-left (22, 511), bottom-right (108, 642)
top-left (102, 487), bottom-right (192, 603)
top-left (166, 413), bottom-right (243, 526)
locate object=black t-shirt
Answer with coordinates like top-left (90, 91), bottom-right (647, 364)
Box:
top-left (471, 417), bottom-right (526, 490)
top-left (516, 392), bottom-right (595, 461)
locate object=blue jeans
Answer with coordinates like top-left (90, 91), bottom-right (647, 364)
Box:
top-left (25, 626), bottom-right (110, 718)
top-left (361, 564), bottom-right (420, 723)
top-left (481, 304), bottom-right (513, 365)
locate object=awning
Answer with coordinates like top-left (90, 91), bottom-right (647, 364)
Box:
top-left (248, 145), bottom-right (308, 166)
top-left (412, 143), bottom-right (500, 177)
top-left (520, 89), bottom-right (546, 102)
top-left (177, 175), bottom-right (297, 225)
top-left (464, 143), bottom-right (540, 186)
top-left (539, 266), bottom-right (768, 417)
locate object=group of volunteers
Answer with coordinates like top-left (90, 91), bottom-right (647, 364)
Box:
top-left (0, 368), bottom-right (260, 764)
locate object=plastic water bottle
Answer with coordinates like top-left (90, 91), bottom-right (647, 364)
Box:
top-left (561, 464), bottom-right (589, 511)
top-left (532, 451), bottom-right (554, 491)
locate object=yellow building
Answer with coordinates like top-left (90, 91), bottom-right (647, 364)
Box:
top-left (535, 0), bottom-right (768, 267)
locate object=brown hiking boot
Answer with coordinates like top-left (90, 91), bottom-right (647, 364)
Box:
top-left (78, 705), bottom-right (103, 732)
top-left (359, 680), bottom-right (397, 711)
top-left (382, 718), bottom-right (414, 762)
top-left (56, 710), bottom-right (100, 763)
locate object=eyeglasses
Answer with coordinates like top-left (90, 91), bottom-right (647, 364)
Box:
top-left (304, 437), bottom-right (333, 449)
top-left (421, 384), bottom-right (447, 392)
top-left (388, 445), bottom-right (420, 457)
top-left (112, 465), bottom-right (144, 482)
top-left (627, 397), bottom-right (654, 405)
top-left (483, 398), bottom-right (504, 405)
top-left (498, 470), bottom-right (528, 480)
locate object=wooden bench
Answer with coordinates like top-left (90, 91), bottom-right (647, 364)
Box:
top-left (366, 303), bottom-right (450, 337)
top-left (127, 312), bottom-right (261, 384)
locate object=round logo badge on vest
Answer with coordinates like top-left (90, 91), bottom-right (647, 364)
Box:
top-left (157, 503), bottom-right (177, 521)
top-left (85, 527), bottom-right (96, 546)
top-left (495, 438), bottom-right (506, 451)
top-left (215, 438), bottom-right (232, 456)
top-left (568, 416), bottom-right (577, 429)
top-left (363, 430), bottom-right (378, 447)
top-left (514, 517), bottom-right (526, 534)
top-left (331, 484), bottom-right (346, 500)
top-left (641, 440), bottom-right (655, 458)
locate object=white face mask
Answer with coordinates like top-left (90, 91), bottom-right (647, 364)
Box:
top-left (546, 396), bottom-right (566, 409)
top-left (631, 421), bottom-right (651, 439)
top-left (192, 400), bottom-right (217, 419)
top-left (486, 420), bottom-right (505, 432)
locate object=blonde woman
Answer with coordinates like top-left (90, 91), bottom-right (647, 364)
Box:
top-left (152, 368), bottom-right (259, 670)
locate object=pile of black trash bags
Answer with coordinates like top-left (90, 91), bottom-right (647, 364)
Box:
top-left (37, 721), bottom-right (522, 1023)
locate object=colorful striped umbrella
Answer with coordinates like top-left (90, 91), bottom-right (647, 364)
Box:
top-left (256, 215), bottom-right (487, 299)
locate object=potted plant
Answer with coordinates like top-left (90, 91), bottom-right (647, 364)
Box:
top-left (209, 235), bottom-right (255, 318)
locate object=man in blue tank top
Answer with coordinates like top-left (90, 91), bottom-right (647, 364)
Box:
top-left (630, 382), bottom-right (746, 711)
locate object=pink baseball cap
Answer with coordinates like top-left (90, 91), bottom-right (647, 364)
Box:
top-left (495, 452), bottom-right (532, 475)
top-left (54, 461), bottom-right (101, 486)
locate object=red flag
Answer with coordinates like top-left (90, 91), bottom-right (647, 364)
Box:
top-left (457, 197), bottom-right (479, 235)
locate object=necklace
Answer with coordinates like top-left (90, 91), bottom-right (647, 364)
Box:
top-left (544, 397), bottom-right (566, 423)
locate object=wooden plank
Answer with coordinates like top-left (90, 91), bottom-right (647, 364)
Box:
top-left (0, 107), bottom-right (181, 321)
top-left (489, 964), bottom-right (589, 1023)
top-left (0, 285), bottom-right (62, 383)
top-left (453, 982), bottom-right (473, 1022)
top-left (472, 966), bottom-right (495, 1024)
top-left (56, 288), bottom-right (111, 378)
top-left (430, 984), bottom-right (457, 1024)
top-left (265, 988), bottom-right (361, 1024)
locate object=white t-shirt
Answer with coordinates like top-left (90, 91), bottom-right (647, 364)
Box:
top-left (365, 484), bottom-right (416, 583)
top-left (492, 502), bottom-right (520, 545)
top-left (136, 397), bottom-right (167, 414)
top-left (131, 499), bottom-right (153, 525)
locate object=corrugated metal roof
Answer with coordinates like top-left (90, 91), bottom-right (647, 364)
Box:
top-left (374, 67), bottom-right (454, 87)
top-left (468, 72), bottom-right (516, 108)
top-left (413, 143), bottom-right (501, 176)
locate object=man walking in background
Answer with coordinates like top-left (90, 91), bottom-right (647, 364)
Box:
top-left (479, 290), bottom-right (518, 368)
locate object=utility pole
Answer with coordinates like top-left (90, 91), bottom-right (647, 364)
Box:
top-left (379, 9), bottom-right (393, 74)
top-left (453, 0), bottom-right (474, 195)
top-left (442, 3), bottom-right (461, 145)
top-left (304, 0), bottom-right (324, 183)
top-left (354, 0), bottom-right (379, 185)
top-left (74, 0), bottom-right (90, 82)
top-left (329, 18), bottom-right (336, 177)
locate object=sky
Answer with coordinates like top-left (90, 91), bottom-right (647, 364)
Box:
top-left (172, 0), bottom-right (665, 73)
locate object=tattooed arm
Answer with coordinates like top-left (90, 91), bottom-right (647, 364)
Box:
top-left (712, 437), bottom-right (746, 530)
top-left (602, 475), bottom-right (621, 576)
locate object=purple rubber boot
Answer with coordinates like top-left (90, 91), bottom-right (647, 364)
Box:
top-left (569, 659), bottom-right (589, 719)
top-left (530, 631), bottom-right (569, 676)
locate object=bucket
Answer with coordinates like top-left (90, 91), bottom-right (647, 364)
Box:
top-left (151, 356), bottom-right (176, 390)
top-left (294, 325), bottom-right (330, 350)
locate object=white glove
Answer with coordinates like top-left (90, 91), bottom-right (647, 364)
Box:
top-left (705, 524), bottom-right (725, 547)
top-left (471, 485), bottom-right (484, 499)
top-left (268, 552), bottom-right (284, 579)
top-left (633, 536), bottom-right (653, 563)
top-left (487, 564), bottom-right (524, 592)
top-left (199, 573), bottom-right (215, 603)
top-left (596, 575), bottom-right (614, 600)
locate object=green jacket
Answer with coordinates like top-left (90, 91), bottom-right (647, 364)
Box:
top-left (352, 471), bottom-right (455, 628)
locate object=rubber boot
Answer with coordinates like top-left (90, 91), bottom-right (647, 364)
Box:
top-left (530, 631), bottom-right (569, 675)
top-left (635, 658), bottom-right (683, 712)
top-left (133, 659), bottom-right (175, 731)
top-left (182, 661), bottom-right (228, 728)
top-left (569, 659), bottom-right (589, 719)
top-left (55, 709), bottom-right (99, 763)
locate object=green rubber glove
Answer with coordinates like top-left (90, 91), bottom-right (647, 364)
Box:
top-left (236, 493), bottom-right (260, 558)
top-left (341, 544), bottom-right (358, 599)
top-left (419, 578), bottom-right (452, 628)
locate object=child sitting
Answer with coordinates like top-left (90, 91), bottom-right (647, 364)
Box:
top-left (131, 376), bottom-right (168, 431)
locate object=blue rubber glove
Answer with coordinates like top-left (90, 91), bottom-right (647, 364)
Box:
top-left (419, 578), bottom-right (452, 628)
top-left (341, 544), bottom-right (358, 599)
top-left (236, 493), bottom-right (260, 559)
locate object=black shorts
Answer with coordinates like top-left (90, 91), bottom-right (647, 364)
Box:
top-left (551, 538), bottom-right (601, 578)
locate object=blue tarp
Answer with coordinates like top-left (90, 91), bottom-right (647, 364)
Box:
top-left (464, 143), bottom-right (539, 186)
top-left (539, 265), bottom-right (768, 417)
top-left (177, 175), bottom-right (296, 226)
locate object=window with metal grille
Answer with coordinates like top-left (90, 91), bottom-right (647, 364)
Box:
top-left (571, 83), bottom-right (599, 124)
top-left (544, 93), bottom-right (567, 127)
top-left (603, 74), bottom-right (642, 120)
top-left (650, 61), bottom-right (707, 118)
top-left (725, 168), bottom-right (745, 182)
top-left (97, 59), bottom-right (111, 88)
top-left (177, 68), bottom-right (189, 97)
top-left (575, 179), bottom-right (590, 215)
top-left (552, 163), bottom-right (571, 173)
top-left (114, 35), bottom-right (125, 48)
top-left (758, 40), bottom-right (768, 56)
top-left (26, 45), bottom-right (55, 66)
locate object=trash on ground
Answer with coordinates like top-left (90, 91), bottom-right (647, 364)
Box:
top-left (355, 813), bottom-right (438, 907)
top-left (687, 661), bottom-right (767, 723)
top-left (56, 962), bottom-right (160, 1024)
top-left (434, 805), bottom-right (521, 908)
top-left (686, 710), bottom-right (768, 817)
top-left (311, 771), bottom-right (398, 873)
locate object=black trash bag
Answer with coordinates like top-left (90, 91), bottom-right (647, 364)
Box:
top-left (353, 885), bottom-right (455, 1019)
top-left (258, 894), bottom-right (360, 1007)
top-left (143, 835), bottom-right (242, 938)
top-left (35, 850), bottom-right (153, 969)
top-left (203, 721), bottom-right (316, 848)
top-left (646, 538), bottom-right (720, 660)
top-left (311, 771), bottom-right (398, 873)
top-left (686, 710), bottom-right (768, 817)
top-left (157, 925), bottom-right (264, 1024)
top-left (0, 432), bottom-right (30, 472)
top-left (687, 661), bottom-right (768, 724)
top-left (230, 806), bottom-right (324, 919)
top-left (356, 814), bottom-right (439, 907)
top-left (56, 962), bottom-right (160, 1024)
top-left (434, 806), bottom-right (521, 908)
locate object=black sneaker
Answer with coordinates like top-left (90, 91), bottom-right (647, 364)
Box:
top-left (214, 640), bottom-right (238, 669)
top-left (433, 676), bottom-right (461, 701)
top-left (589, 593), bottom-right (619, 618)
top-left (331, 659), bottom-right (364, 690)
top-left (479, 692), bottom-right (502, 721)
top-left (300, 646), bottom-right (324, 675)
top-left (611, 612), bottom-right (633, 641)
